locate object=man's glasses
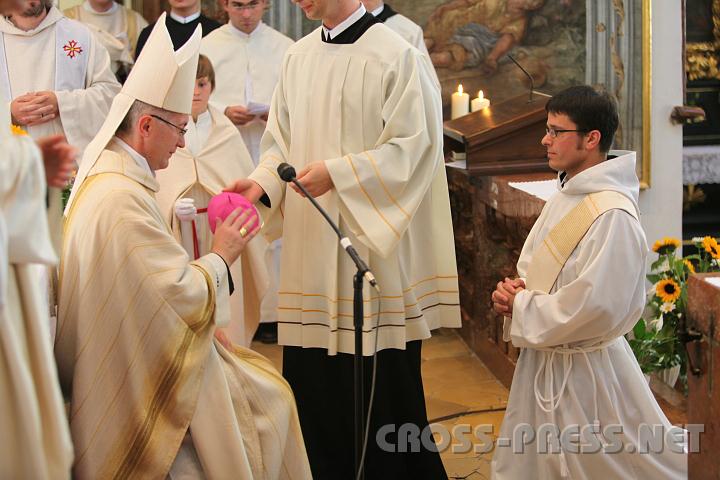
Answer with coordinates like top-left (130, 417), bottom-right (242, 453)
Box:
top-left (228, 1), bottom-right (263, 11)
top-left (151, 114), bottom-right (187, 136)
top-left (545, 127), bottom-right (588, 138)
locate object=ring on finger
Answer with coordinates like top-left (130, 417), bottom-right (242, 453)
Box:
top-left (239, 226), bottom-right (248, 238)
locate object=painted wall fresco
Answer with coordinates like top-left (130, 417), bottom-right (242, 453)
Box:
top-left (392, 0), bottom-right (585, 108)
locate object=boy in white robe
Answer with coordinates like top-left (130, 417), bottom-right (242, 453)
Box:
top-left (226, 0), bottom-right (460, 477)
top-left (201, 0), bottom-right (294, 342)
top-left (491, 86), bottom-right (687, 479)
top-left (155, 54), bottom-right (269, 347)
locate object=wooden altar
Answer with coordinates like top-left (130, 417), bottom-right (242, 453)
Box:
top-left (687, 273), bottom-right (720, 478)
top-left (446, 166), bottom-right (553, 388)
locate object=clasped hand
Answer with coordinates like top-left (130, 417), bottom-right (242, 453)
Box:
top-left (11, 91), bottom-right (58, 126)
top-left (492, 277), bottom-right (525, 316)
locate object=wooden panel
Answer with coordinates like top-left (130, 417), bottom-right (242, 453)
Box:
top-left (687, 273), bottom-right (720, 479)
top-left (447, 165), bottom-right (551, 390)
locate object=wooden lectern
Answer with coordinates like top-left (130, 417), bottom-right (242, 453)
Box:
top-left (444, 92), bottom-right (553, 175)
top-left (687, 273), bottom-right (720, 479)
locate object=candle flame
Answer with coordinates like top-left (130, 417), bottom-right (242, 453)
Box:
top-left (479, 90), bottom-right (484, 100)
top-left (458, 84), bottom-right (463, 95)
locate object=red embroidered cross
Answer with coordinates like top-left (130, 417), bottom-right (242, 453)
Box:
top-left (63, 40), bottom-right (83, 59)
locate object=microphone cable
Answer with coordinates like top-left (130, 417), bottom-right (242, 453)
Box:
top-left (355, 292), bottom-right (382, 480)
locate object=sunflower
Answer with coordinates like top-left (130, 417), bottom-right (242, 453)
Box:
top-left (10, 124), bottom-right (27, 136)
top-left (702, 236), bottom-right (720, 260)
top-left (656, 278), bottom-right (681, 303)
top-left (652, 237), bottom-right (680, 254)
top-left (684, 259), bottom-right (696, 274)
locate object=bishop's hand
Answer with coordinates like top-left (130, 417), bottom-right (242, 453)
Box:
top-left (211, 208), bottom-right (260, 266)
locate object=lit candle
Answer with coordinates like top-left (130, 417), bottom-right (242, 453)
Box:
top-left (451, 84), bottom-right (470, 119)
top-left (471, 90), bottom-right (490, 112)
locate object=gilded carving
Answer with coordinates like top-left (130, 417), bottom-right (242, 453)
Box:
top-left (686, 0), bottom-right (720, 81)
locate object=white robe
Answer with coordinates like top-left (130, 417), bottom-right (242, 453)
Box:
top-left (384, 12), bottom-right (429, 57)
top-left (63, 1), bottom-right (148, 72)
top-left (155, 106), bottom-right (269, 347)
top-left (200, 22), bottom-right (293, 164)
top-left (492, 152), bottom-right (687, 479)
top-left (0, 122), bottom-right (73, 479)
top-left (0, 6), bottom-right (120, 153)
top-left (248, 24), bottom-right (460, 355)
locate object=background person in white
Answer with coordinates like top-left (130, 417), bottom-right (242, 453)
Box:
top-left (491, 86), bottom-right (686, 479)
top-left (63, 0), bottom-right (149, 79)
top-left (1, 0), bottom-right (119, 295)
top-left (3, 0), bottom-right (119, 154)
top-left (225, 0), bottom-right (460, 477)
top-left (200, 0), bottom-right (293, 164)
top-left (201, 0), bottom-right (293, 341)
top-left (361, 0), bottom-right (430, 57)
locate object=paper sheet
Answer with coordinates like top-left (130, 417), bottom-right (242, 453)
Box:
top-left (508, 179), bottom-right (557, 202)
top-left (246, 101), bottom-right (269, 116)
top-left (704, 277), bottom-right (720, 288)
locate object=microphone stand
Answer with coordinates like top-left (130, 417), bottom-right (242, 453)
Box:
top-left (278, 165), bottom-right (377, 480)
top-left (507, 54), bottom-right (535, 103)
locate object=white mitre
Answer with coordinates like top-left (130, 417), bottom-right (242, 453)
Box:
top-left (64, 12), bottom-right (201, 214)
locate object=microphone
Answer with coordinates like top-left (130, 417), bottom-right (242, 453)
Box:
top-left (277, 163), bottom-right (380, 292)
top-left (506, 54), bottom-right (534, 103)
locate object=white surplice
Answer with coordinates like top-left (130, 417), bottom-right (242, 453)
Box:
top-left (0, 6), bottom-right (120, 153)
top-left (248, 23), bottom-right (460, 355)
top-left (200, 22), bottom-right (293, 164)
top-left (0, 6), bottom-right (120, 250)
top-left (493, 152), bottom-right (687, 479)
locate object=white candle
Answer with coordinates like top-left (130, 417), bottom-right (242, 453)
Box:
top-left (451, 84), bottom-right (470, 119)
top-left (471, 90), bottom-right (490, 112)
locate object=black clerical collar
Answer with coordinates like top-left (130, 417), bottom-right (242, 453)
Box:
top-left (374, 3), bottom-right (398, 22)
top-left (321, 12), bottom-right (378, 44)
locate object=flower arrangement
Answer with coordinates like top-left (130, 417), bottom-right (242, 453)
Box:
top-left (629, 236), bottom-right (720, 382)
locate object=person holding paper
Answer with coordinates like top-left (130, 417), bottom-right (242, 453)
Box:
top-left (200, 0), bottom-right (293, 165)
top-left (155, 54), bottom-right (269, 347)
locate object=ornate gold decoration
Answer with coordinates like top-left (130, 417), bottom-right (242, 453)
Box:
top-left (641, 0), bottom-right (651, 189)
top-left (686, 0), bottom-right (720, 81)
